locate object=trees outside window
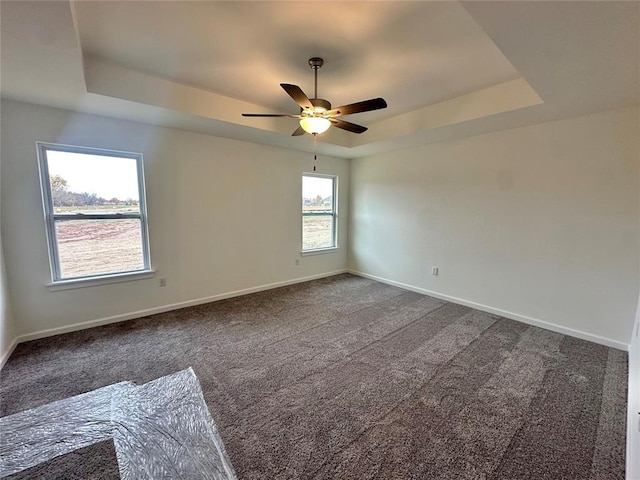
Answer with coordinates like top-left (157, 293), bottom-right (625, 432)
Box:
top-left (37, 143), bottom-right (151, 282)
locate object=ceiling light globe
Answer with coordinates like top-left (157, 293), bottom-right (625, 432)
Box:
top-left (300, 117), bottom-right (331, 135)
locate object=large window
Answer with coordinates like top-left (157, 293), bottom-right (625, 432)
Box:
top-left (302, 173), bottom-right (337, 252)
top-left (37, 143), bottom-right (151, 283)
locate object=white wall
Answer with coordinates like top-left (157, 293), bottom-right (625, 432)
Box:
top-left (628, 294), bottom-right (640, 479)
top-left (0, 125), bottom-right (18, 363)
top-left (628, 132), bottom-right (640, 477)
top-left (0, 99), bottom-right (348, 340)
top-left (349, 106), bottom-right (639, 347)
top-left (0, 239), bottom-right (16, 364)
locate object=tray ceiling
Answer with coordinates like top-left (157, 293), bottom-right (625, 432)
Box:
top-left (1, 1), bottom-right (637, 158)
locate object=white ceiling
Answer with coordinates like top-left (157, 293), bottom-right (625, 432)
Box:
top-left (1, 1), bottom-right (638, 159)
top-left (73, 1), bottom-right (520, 122)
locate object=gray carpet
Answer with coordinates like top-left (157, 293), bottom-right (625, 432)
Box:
top-left (4, 440), bottom-right (119, 480)
top-left (0, 274), bottom-right (628, 479)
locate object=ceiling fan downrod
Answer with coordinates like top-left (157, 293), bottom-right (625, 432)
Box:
top-left (308, 57), bottom-right (323, 100)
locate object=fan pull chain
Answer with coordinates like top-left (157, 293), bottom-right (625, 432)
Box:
top-left (313, 133), bottom-right (317, 171)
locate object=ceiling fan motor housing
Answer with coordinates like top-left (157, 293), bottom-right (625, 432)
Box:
top-left (308, 57), bottom-right (324, 69)
top-left (309, 98), bottom-right (331, 113)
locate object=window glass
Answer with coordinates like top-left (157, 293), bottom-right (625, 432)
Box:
top-left (47, 151), bottom-right (141, 214)
top-left (55, 219), bottom-right (144, 278)
top-left (38, 143), bottom-right (151, 282)
top-left (302, 174), bottom-right (336, 251)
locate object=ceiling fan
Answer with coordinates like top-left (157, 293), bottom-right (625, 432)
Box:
top-left (242, 57), bottom-right (387, 136)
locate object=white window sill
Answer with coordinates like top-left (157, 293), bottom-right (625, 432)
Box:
top-left (301, 247), bottom-right (339, 257)
top-left (47, 270), bottom-right (156, 291)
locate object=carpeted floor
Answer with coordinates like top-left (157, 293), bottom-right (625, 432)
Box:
top-left (5, 440), bottom-right (120, 480)
top-left (1, 274), bottom-right (628, 479)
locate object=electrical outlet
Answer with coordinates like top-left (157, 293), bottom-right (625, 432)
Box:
top-left (159, 278), bottom-right (167, 287)
top-left (295, 259), bottom-right (300, 266)
top-left (432, 267), bottom-right (439, 276)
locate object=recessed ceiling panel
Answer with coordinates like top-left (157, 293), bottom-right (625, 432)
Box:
top-left (72, 1), bottom-right (521, 122)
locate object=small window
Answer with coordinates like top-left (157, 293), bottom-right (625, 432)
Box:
top-left (37, 142), bottom-right (151, 282)
top-left (302, 173), bottom-right (337, 252)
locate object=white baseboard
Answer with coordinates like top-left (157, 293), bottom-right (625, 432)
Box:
top-left (0, 337), bottom-right (19, 370)
top-left (349, 269), bottom-right (629, 351)
top-left (3, 267), bottom-right (627, 370)
top-left (2, 269), bottom-right (348, 367)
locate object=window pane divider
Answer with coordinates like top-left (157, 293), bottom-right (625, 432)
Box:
top-left (53, 213), bottom-right (142, 221)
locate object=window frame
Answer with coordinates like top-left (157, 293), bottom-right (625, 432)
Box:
top-left (301, 172), bottom-right (338, 254)
top-left (37, 142), bottom-right (152, 285)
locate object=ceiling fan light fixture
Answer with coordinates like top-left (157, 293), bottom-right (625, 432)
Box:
top-left (242, 57), bottom-right (387, 136)
top-left (299, 116), bottom-right (331, 135)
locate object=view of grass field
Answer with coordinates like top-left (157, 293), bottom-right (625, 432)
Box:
top-left (54, 204), bottom-right (140, 215)
top-left (55, 219), bottom-right (144, 278)
top-left (302, 215), bottom-right (334, 250)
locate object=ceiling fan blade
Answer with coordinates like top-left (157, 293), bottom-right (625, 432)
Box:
top-left (242, 113), bottom-right (300, 118)
top-left (326, 98), bottom-right (387, 117)
top-left (292, 125), bottom-right (306, 136)
top-left (281, 84), bottom-right (314, 110)
top-left (329, 118), bottom-right (368, 134)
